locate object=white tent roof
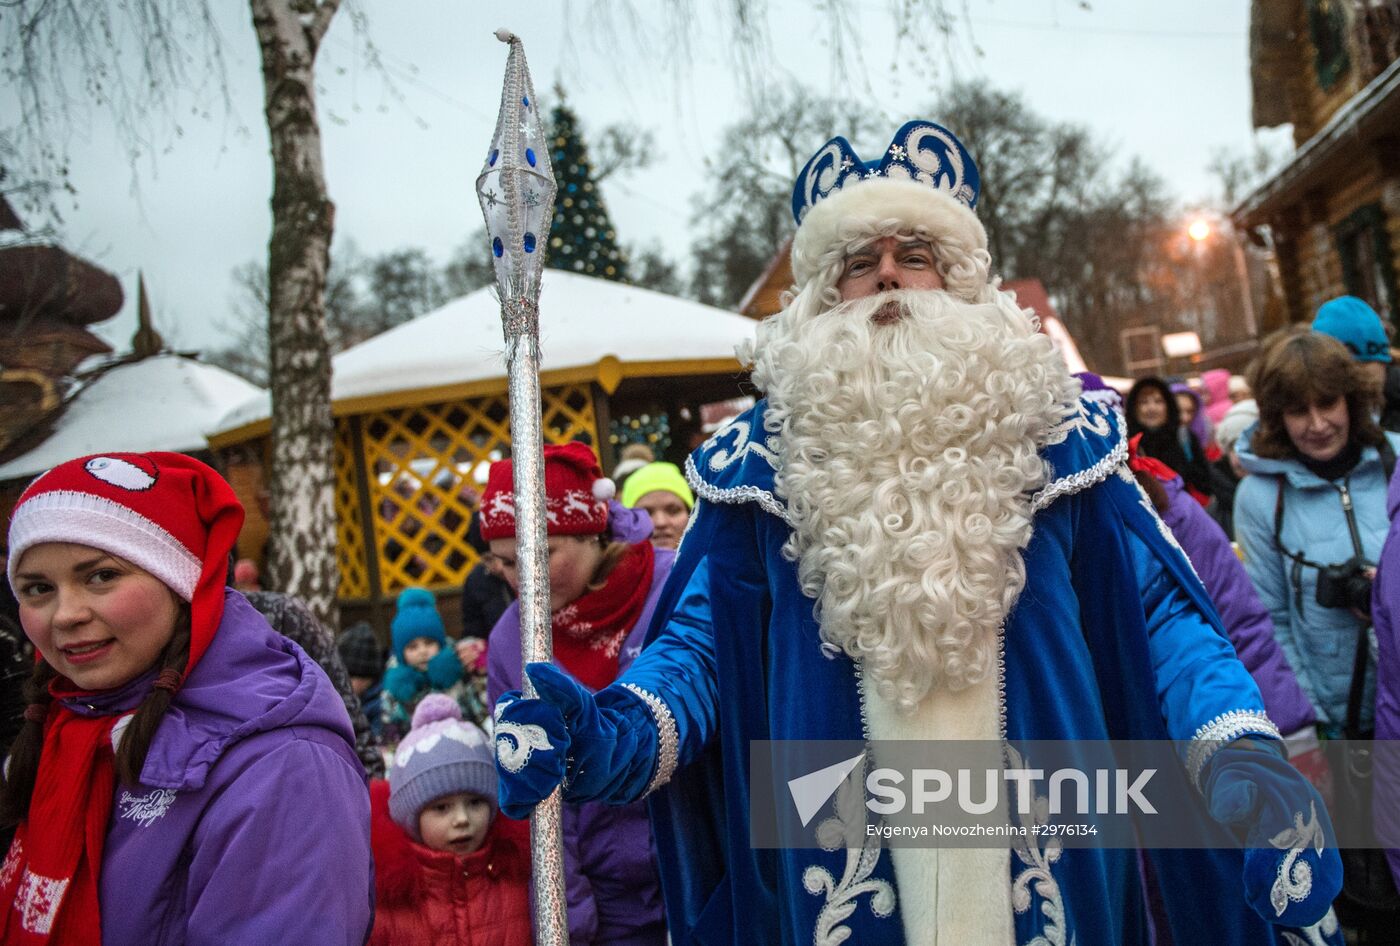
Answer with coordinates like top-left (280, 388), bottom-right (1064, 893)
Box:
top-left (211, 270), bottom-right (757, 438)
top-left (0, 354), bottom-right (265, 482)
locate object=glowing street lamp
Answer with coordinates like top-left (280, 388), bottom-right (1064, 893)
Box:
top-left (1184, 211), bottom-right (1257, 340)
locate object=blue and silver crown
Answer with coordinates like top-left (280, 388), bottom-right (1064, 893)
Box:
top-left (791, 120), bottom-right (980, 226)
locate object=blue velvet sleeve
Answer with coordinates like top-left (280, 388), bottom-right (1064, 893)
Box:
top-left (1128, 526), bottom-right (1280, 783)
top-left (611, 558), bottom-right (720, 786)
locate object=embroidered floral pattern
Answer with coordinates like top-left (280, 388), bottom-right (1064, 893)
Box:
top-left (1006, 745), bottom-right (1074, 946)
top-left (15, 869), bottom-right (68, 934)
top-left (620, 683), bottom-right (680, 796)
top-left (118, 788), bottom-right (178, 827)
top-left (1282, 907), bottom-right (1339, 946)
top-left (1269, 801), bottom-right (1326, 918)
top-left (803, 760), bottom-right (896, 945)
top-left (1044, 396), bottom-right (1114, 447)
top-left (704, 417), bottom-right (781, 473)
top-left (493, 699), bottom-right (555, 774)
top-left (1032, 406), bottom-right (1127, 511)
top-left (1186, 710), bottom-right (1282, 790)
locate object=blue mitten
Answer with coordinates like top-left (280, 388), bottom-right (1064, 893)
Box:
top-left (1203, 737), bottom-right (1342, 927)
top-left (426, 645), bottom-right (465, 688)
top-left (493, 663), bottom-right (659, 819)
top-left (382, 664), bottom-right (427, 703)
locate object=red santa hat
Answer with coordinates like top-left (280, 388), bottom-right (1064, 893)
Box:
top-left (479, 442), bottom-right (614, 541)
top-left (7, 452), bottom-right (245, 685)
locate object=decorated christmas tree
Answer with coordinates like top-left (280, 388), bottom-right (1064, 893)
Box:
top-left (547, 97), bottom-right (628, 281)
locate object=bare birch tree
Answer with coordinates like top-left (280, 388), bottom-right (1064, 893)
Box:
top-left (245, 0), bottom-right (340, 625)
top-left (4, 0), bottom-right (347, 624)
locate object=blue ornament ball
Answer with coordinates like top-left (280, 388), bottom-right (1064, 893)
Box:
top-left (526, 148), bottom-right (537, 167)
top-left (524, 232), bottom-right (537, 253)
top-left (492, 237), bottom-right (503, 258)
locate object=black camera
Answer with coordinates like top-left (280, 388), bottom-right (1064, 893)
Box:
top-left (1315, 555), bottom-right (1375, 614)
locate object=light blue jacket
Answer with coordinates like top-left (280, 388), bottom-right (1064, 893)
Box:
top-left (1233, 427), bottom-right (1397, 731)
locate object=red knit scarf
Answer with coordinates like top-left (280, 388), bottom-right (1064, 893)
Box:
top-left (0, 693), bottom-right (121, 945)
top-left (550, 542), bottom-right (655, 690)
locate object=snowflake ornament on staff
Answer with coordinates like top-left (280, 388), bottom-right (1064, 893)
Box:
top-left (479, 28), bottom-right (556, 310)
top-left (476, 28), bottom-right (568, 946)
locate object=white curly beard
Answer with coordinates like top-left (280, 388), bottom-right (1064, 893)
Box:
top-left (748, 286), bottom-right (1080, 712)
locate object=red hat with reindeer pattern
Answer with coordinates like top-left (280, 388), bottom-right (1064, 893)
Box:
top-left (479, 442), bottom-right (613, 541)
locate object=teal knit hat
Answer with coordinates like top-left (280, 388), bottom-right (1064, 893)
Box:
top-left (390, 587), bottom-right (447, 663)
top-left (1312, 296), bottom-right (1392, 363)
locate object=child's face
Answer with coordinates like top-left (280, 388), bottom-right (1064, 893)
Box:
top-left (403, 636), bottom-right (441, 671)
top-left (418, 791), bottom-right (492, 855)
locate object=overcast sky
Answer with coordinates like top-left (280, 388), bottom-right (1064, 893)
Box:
top-left (11, 0), bottom-right (1292, 358)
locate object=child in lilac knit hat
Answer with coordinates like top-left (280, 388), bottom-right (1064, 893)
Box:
top-left (372, 694), bottom-right (532, 944)
top-left (387, 694), bottom-right (497, 847)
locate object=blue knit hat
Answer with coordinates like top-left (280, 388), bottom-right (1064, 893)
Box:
top-left (391, 587), bottom-right (447, 663)
top-left (387, 694), bottom-right (497, 839)
top-left (1313, 296), bottom-right (1392, 363)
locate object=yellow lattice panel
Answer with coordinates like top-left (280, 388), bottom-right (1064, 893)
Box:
top-left (333, 420), bottom-right (370, 598)
top-left (350, 384), bottom-right (597, 595)
top-left (542, 384), bottom-right (597, 445)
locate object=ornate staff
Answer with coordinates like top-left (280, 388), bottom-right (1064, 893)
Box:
top-left (477, 28), bottom-right (568, 945)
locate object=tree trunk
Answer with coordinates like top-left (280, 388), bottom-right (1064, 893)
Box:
top-left (249, 0), bottom-right (342, 627)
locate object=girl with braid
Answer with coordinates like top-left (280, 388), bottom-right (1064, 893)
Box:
top-left (0, 453), bottom-right (371, 945)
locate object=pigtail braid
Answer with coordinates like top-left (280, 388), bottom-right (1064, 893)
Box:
top-left (114, 605), bottom-right (191, 785)
top-left (0, 659), bottom-right (59, 825)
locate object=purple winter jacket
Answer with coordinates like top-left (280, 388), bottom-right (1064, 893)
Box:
top-left (60, 591), bottom-right (373, 945)
top-left (1159, 473), bottom-right (1317, 734)
top-left (488, 533), bottom-right (674, 946)
top-left (1368, 463), bottom-right (1400, 887)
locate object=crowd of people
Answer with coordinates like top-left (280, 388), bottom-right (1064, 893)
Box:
top-left (0, 114), bottom-right (1396, 946)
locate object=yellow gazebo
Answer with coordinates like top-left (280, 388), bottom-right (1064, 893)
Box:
top-left (207, 270), bottom-right (755, 625)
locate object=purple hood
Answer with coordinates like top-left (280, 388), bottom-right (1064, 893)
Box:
top-left (62, 590), bottom-right (373, 945)
top-left (1170, 382), bottom-right (1212, 449)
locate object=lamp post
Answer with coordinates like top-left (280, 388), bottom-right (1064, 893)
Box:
top-left (1187, 213), bottom-right (1259, 341)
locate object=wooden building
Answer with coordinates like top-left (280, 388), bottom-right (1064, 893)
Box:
top-left (207, 270), bottom-right (755, 625)
top-left (1234, 0), bottom-right (1400, 328)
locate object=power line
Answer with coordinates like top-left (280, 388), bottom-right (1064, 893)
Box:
top-left (967, 15), bottom-right (1241, 39)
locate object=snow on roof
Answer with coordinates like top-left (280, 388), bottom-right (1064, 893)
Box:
top-left (0, 354), bottom-right (264, 481)
top-left (211, 270), bottom-right (757, 438)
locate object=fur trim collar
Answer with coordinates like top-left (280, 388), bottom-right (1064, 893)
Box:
top-left (790, 178), bottom-right (987, 289)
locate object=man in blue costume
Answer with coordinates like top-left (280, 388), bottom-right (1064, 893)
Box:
top-left (493, 120), bottom-right (1344, 945)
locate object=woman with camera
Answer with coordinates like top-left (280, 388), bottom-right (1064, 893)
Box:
top-left (1234, 327), bottom-right (1398, 737)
